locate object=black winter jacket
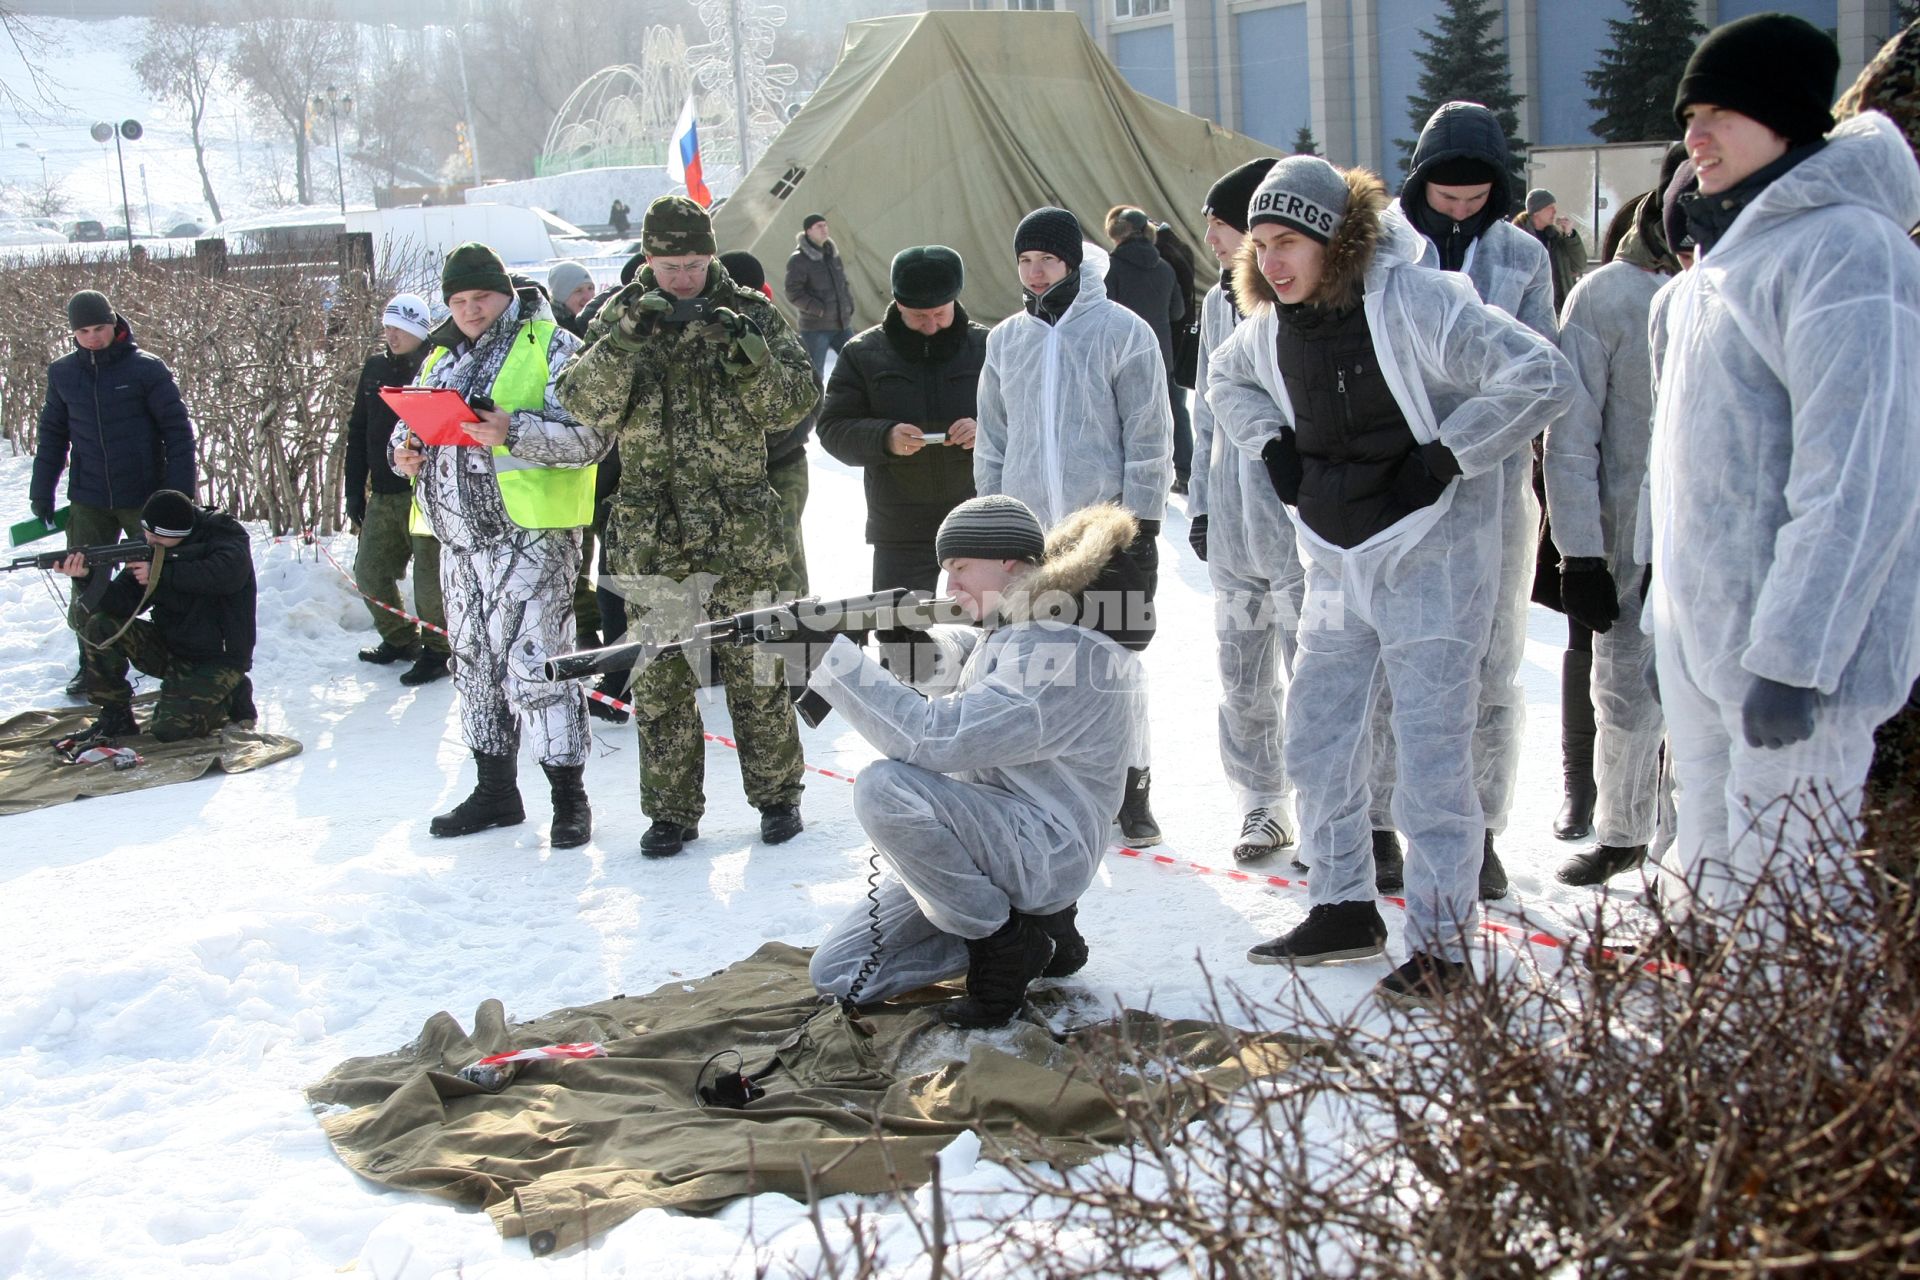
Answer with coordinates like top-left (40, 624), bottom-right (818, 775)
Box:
top-left (344, 344), bottom-right (428, 503)
top-left (817, 303), bottom-right (987, 546)
top-left (1102, 238), bottom-right (1184, 369)
top-left (784, 234), bottom-right (856, 331)
top-left (31, 317), bottom-right (196, 512)
top-left (92, 508), bottom-right (256, 671)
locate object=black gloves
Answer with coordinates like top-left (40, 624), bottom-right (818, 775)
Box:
top-left (1559, 557), bottom-right (1620, 634)
top-left (344, 494), bottom-right (366, 528)
top-left (1389, 440), bottom-right (1461, 511)
top-left (1743, 678), bottom-right (1817, 750)
top-left (1262, 431), bottom-right (1301, 505)
top-left (1188, 514), bottom-right (1208, 562)
top-left (31, 498), bottom-right (55, 524)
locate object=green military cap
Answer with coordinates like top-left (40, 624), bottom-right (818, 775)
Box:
top-left (642, 195), bottom-right (717, 258)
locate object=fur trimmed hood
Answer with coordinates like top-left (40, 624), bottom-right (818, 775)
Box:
top-left (1231, 169), bottom-right (1392, 315)
top-left (997, 503), bottom-right (1154, 652)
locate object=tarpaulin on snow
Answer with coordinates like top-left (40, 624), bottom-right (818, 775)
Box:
top-left (0, 696), bottom-right (302, 816)
top-left (307, 941), bottom-right (1326, 1254)
top-left (712, 11), bottom-right (1274, 329)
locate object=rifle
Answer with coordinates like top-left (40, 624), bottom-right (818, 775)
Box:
top-left (545, 588), bottom-right (961, 727)
top-left (4, 540), bottom-right (154, 574)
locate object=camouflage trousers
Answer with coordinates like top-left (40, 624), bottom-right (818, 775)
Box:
top-left (767, 454), bottom-right (810, 599)
top-left (353, 492), bottom-right (449, 653)
top-left (616, 563), bottom-right (804, 826)
top-left (81, 612), bottom-right (245, 742)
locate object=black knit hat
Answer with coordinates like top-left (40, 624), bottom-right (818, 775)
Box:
top-left (140, 489), bottom-right (198, 538)
top-left (440, 242), bottom-right (512, 301)
top-left (890, 245), bottom-right (964, 308)
top-left (1423, 155), bottom-right (1499, 187)
top-left (66, 289), bottom-right (115, 330)
top-left (802, 212), bottom-right (827, 231)
top-left (1674, 13), bottom-right (1840, 145)
top-left (719, 251), bottom-right (766, 291)
top-left (1014, 207), bottom-right (1084, 270)
top-left (1203, 157), bottom-right (1278, 233)
top-left (935, 495), bottom-right (1046, 565)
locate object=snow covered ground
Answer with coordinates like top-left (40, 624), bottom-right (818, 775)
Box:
top-left (0, 439), bottom-right (1633, 1277)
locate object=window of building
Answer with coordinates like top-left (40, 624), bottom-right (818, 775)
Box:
top-left (1113, 0), bottom-right (1169, 17)
top-left (1003, 0), bottom-right (1055, 10)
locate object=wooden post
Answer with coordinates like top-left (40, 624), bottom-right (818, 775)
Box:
top-left (194, 236), bottom-right (227, 278)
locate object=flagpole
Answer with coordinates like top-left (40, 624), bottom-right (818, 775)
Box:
top-left (728, 0), bottom-right (754, 176)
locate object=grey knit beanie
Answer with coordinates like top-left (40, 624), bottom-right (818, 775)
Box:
top-left (935, 496), bottom-right (1046, 565)
top-left (1247, 156), bottom-right (1350, 244)
top-left (1525, 188), bottom-right (1556, 215)
top-left (546, 261), bottom-right (592, 303)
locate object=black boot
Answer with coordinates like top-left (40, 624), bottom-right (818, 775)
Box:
top-left (66, 702), bottom-right (140, 749)
top-left (64, 669), bottom-right (87, 697)
top-left (939, 913), bottom-right (1055, 1029)
top-left (359, 638), bottom-right (415, 665)
top-left (1480, 830), bottom-right (1509, 901)
top-left (1116, 766), bottom-right (1161, 847)
top-left (1247, 901), bottom-right (1388, 965)
top-left (543, 762), bottom-right (591, 849)
top-left (1556, 843), bottom-right (1646, 887)
top-left (1033, 903), bottom-right (1089, 978)
top-left (760, 803), bottom-right (804, 845)
top-left (1373, 829), bottom-right (1405, 893)
top-left (399, 649), bottom-right (450, 686)
top-left (430, 752), bottom-right (525, 838)
top-left (640, 819), bottom-right (698, 858)
top-left (1555, 648), bottom-right (1597, 840)
top-left (228, 675), bottom-right (257, 725)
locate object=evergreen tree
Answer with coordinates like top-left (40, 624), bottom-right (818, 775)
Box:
top-left (1397, 0), bottom-right (1528, 187)
top-left (1585, 0), bottom-right (1705, 143)
top-left (1898, 0), bottom-right (1918, 31)
top-left (1291, 124), bottom-right (1320, 157)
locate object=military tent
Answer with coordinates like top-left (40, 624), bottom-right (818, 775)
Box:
top-left (713, 10), bottom-right (1277, 329)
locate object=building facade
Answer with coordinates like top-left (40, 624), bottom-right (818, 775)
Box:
top-left (952, 0), bottom-right (1899, 182)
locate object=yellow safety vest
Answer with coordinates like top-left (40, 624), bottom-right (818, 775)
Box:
top-left (409, 318), bottom-right (597, 534)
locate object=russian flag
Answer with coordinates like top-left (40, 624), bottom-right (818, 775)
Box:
top-left (667, 95), bottom-right (712, 209)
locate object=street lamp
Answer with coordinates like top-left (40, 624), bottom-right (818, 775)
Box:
top-left (91, 119), bottom-right (141, 251)
top-left (14, 141), bottom-right (49, 188)
top-left (311, 86), bottom-right (353, 215)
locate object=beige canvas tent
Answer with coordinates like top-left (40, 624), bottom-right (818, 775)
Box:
top-left (713, 11), bottom-right (1278, 329)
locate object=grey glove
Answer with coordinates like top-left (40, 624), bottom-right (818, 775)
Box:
top-left (1742, 677), bottom-right (1817, 750)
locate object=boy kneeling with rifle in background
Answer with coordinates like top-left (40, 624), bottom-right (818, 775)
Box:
top-left (51, 489), bottom-right (258, 746)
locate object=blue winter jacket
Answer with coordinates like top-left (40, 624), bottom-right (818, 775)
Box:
top-left (31, 317), bottom-right (196, 511)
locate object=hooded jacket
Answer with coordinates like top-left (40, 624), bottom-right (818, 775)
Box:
top-left (1645, 111), bottom-right (1920, 710)
top-left (1102, 236), bottom-right (1184, 369)
top-left (784, 233), bottom-right (856, 331)
top-left (806, 503), bottom-right (1151, 892)
top-left (32, 316), bottom-right (196, 513)
top-left (1396, 103), bottom-right (1557, 340)
top-left (975, 248), bottom-right (1175, 526)
top-left (91, 506), bottom-right (255, 671)
top-left (345, 343), bottom-right (427, 503)
top-left (816, 302), bottom-right (987, 545)
top-left (1209, 170), bottom-right (1572, 565)
top-left (1189, 280), bottom-right (1299, 582)
top-left (390, 280), bottom-right (604, 553)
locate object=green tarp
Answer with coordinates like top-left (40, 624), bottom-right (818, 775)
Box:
top-left (0, 696), bottom-right (302, 816)
top-left (309, 941), bottom-right (1323, 1254)
top-left (713, 11), bottom-right (1275, 329)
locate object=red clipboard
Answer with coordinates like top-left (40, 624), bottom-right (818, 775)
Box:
top-left (379, 387), bottom-right (483, 447)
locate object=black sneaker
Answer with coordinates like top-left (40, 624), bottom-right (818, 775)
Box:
top-left (1556, 843), bottom-right (1647, 887)
top-left (1479, 830), bottom-right (1509, 901)
top-left (399, 650), bottom-right (450, 686)
top-left (1232, 806), bottom-right (1294, 864)
top-left (760, 803), bottom-right (803, 845)
top-left (1247, 901), bottom-right (1388, 966)
top-left (1373, 828), bottom-right (1405, 894)
top-left (1376, 951), bottom-right (1472, 1010)
top-left (640, 819), bottom-right (698, 858)
top-left (358, 638), bottom-right (415, 665)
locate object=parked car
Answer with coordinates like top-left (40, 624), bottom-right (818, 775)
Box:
top-left (0, 219), bottom-right (69, 246)
top-left (104, 224), bottom-right (130, 241)
top-left (163, 220), bottom-right (205, 238)
top-left (63, 219), bottom-right (106, 242)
